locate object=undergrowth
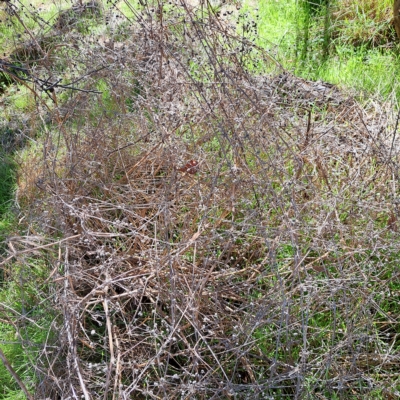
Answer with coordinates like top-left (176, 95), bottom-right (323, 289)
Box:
top-left (0, 0), bottom-right (400, 399)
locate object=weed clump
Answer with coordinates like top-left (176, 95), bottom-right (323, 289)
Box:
top-left (1, 0), bottom-right (400, 399)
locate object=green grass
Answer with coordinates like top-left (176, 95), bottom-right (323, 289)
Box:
top-left (253, 0), bottom-right (399, 100)
top-left (318, 47), bottom-right (400, 97)
top-left (0, 84), bottom-right (40, 400)
top-left (0, 154), bottom-right (15, 245)
top-left (0, 258), bottom-right (56, 400)
top-left (0, 163), bottom-right (14, 217)
top-left (252, 0), bottom-right (297, 60)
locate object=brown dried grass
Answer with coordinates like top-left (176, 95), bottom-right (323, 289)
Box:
top-left (2, 0), bottom-right (400, 398)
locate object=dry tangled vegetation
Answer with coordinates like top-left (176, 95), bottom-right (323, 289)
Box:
top-left (1, 0), bottom-right (400, 398)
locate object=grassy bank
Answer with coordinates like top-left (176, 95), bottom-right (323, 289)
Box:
top-left (253, 0), bottom-right (400, 99)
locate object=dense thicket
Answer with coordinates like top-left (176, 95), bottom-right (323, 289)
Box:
top-left (1, 1), bottom-right (400, 399)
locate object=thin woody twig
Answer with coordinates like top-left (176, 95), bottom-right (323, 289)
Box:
top-left (1, 234), bottom-right (81, 266)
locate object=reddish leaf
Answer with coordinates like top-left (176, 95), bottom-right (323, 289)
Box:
top-left (178, 160), bottom-right (199, 174)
